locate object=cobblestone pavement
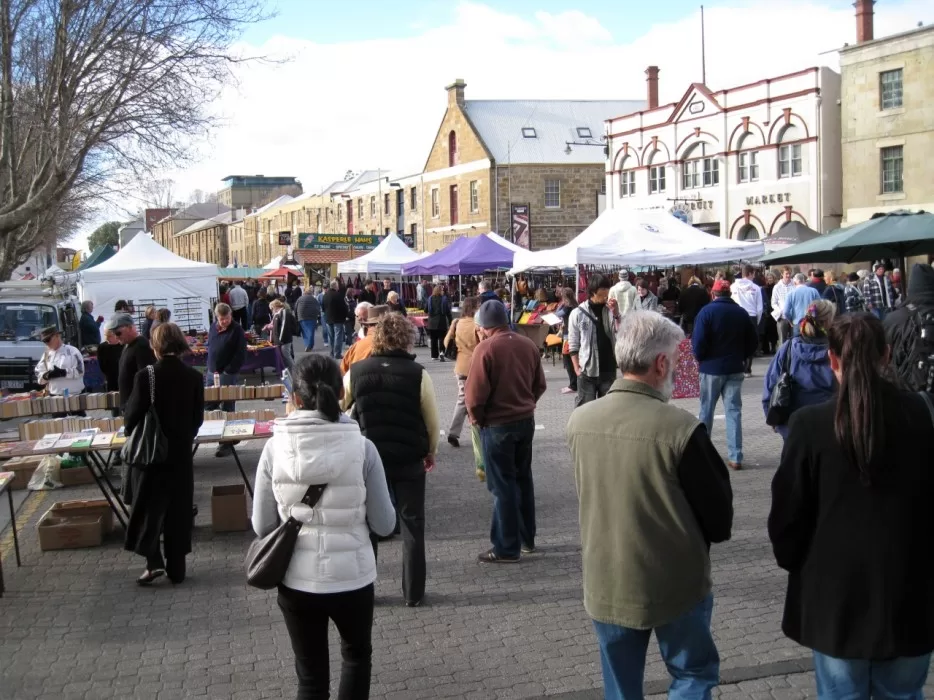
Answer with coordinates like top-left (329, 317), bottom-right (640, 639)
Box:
top-left (1, 348), bottom-right (931, 699)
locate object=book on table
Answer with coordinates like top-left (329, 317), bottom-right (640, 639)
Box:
top-left (91, 433), bottom-right (116, 447)
top-left (197, 420), bottom-right (226, 439)
top-left (33, 433), bottom-right (62, 451)
top-left (53, 433), bottom-right (83, 449)
top-left (111, 427), bottom-right (127, 447)
top-left (222, 419), bottom-right (255, 438)
top-left (253, 420), bottom-right (274, 437)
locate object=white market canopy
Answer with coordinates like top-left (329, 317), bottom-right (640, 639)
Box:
top-left (337, 233), bottom-right (422, 275)
top-left (509, 208), bottom-right (765, 274)
top-left (77, 234), bottom-right (218, 331)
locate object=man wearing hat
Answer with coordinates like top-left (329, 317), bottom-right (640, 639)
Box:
top-left (340, 304), bottom-right (388, 375)
top-left (466, 300), bottom-right (547, 563)
top-left (609, 270), bottom-right (638, 315)
top-left (35, 326), bottom-right (86, 400)
top-left (107, 313), bottom-right (155, 410)
top-left (691, 279), bottom-right (758, 470)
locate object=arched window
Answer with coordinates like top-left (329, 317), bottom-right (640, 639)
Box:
top-left (736, 223), bottom-right (759, 240)
top-left (619, 156), bottom-right (636, 198)
top-left (777, 125), bottom-right (802, 178)
top-left (448, 130), bottom-right (458, 167)
top-left (736, 133), bottom-right (759, 183)
top-left (647, 150), bottom-right (666, 194)
top-left (682, 142), bottom-right (718, 190)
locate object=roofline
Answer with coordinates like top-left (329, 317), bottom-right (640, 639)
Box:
top-left (839, 23), bottom-right (934, 53)
top-left (219, 175), bottom-right (301, 182)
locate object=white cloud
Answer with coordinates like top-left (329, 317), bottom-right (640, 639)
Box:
top-left (73, 0), bottom-right (933, 250)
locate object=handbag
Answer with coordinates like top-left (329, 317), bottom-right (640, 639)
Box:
top-left (444, 320), bottom-right (459, 361)
top-left (766, 344), bottom-right (795, 427)
top-left (245, 483), bottom-right (327, 590)
top-left (120, 365), bottom-right (168, 468)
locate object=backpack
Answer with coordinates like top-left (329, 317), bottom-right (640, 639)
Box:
top-left (894, 303), bottom-right (934, 392)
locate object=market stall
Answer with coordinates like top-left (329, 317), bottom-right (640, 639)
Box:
top-left (401, 233), bottom-right (518, 276)
top-left (337, 233), bottom-right (422, 275)
top-left (77, 235), bottom-right (218, 331)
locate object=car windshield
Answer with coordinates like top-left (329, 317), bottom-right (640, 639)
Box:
top-left (0, 303), bottom-right (59, 341)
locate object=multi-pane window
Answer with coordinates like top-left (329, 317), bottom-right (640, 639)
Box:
top-left (384, 193), bottom-right (390, 215)
top-left (619, 170), bottom-right (635, 197)
top-left (649, 165), bottom-right (666, 194)
top-left (682, 144), bottom-right (718, 189)
top-left (880, 69), bottom-right (903, 110)
top-left (738, 151), bottom-right (759, 183)
top-left (881, 146), bottom-right (904, 193)
top-left (469, 180), bottom-right (479, 213)
top-left (544, 179), bottom-right (560, 208)
top-left (410, 187), bottom-right (417, 210)
top-left (431, 188), bottom-right (440, 218)
top-left (778, 144), bottom-right (802, 178)
top-left (357, 200), bottom-right (363, 219)
top-left (369, 196), bottom-right (376, 217)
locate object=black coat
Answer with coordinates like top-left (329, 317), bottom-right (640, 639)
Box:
top-left (123, 356), bottom-right (205, 559)
top-left (678, 284), bottom-right (710, 322)
top-left (426, 294), bottom-right (451, 332)
top-left (322, 289), bottom-right (349, 325)
top-left (118, 336), bottom-right (156, 409)
top-left (768, 387), bottom-right (934, 659)
top-left (96, 342), bottom-right (123, 392)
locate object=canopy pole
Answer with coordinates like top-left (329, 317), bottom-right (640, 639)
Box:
top-left (575, 264), bottom-right (580, 303)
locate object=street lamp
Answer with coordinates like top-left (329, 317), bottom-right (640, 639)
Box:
top-left (565, 136), bottom-right (609, 157)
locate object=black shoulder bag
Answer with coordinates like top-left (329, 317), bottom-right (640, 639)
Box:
top-left (121, 365), bottom-right (168, 468)
top-left (444, 319), bottom-right (459, 361)
top-left (766, 344), bottom-right (795, 427)
top-left (245, 483), bottom-right (327, 590)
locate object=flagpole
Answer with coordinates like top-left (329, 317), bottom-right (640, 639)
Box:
top-left (701, 5), bottom-right (707, 85)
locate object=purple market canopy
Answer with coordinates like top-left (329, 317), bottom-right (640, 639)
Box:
top-left (401, 234), bottom-right (517, 275)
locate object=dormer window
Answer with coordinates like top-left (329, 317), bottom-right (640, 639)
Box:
top-left (522, 127), bottom-right (537, 139)
top-left (576, 127), bottom-right (592, 139)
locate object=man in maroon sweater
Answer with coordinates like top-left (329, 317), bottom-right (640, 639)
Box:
top-left (466, 300), bottom-right (547, 563)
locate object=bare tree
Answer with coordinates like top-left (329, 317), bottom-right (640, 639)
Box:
top-left (189, 188), bottom-right (206, 204)
top-left (0, 0), bottom-right (268, 279)
top-left (141, 178), bottom-right (176, 209)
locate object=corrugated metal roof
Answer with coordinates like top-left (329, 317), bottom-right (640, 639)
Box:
top-left (175, 210), bottom-right (235, 236)
top-left (254, 195), bottom-right (294, 214)
top-left (463, 100), bottom-right (644, 165)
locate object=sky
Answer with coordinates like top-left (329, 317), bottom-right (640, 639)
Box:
top-left (73, 0), bottom-right (934, 251)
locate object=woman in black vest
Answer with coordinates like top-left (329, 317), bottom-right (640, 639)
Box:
top-left (342, 313), bottom-right (440, 607)
top-left (426, 285), bottom-right (451, 361)
top-left (769, 313), bottom-right (934, 699)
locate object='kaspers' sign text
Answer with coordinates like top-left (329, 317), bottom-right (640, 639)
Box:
top-left (298, 233), bottom-right (380, 251)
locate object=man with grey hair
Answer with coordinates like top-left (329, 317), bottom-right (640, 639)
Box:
top-left (783, 273), bottom-right (820, 334)
top-left (567, 310), bottom-right (733, 699)
top-left (478, 279), bottom-right (499, 304)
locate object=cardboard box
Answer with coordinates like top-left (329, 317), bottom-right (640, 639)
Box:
top-left (60, 465), bottom-right (94, 487)
top-left (37, 511), bottom-right (103, 550)
top-left (50, 499), bottom-right (115, 535)
top-left (4, 456), bottom-right (43, 490)
top-left (211, 484), bottom-right (249, 532)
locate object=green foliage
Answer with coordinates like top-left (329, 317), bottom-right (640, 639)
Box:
top-left (87, 222), bottom-right (121, 251)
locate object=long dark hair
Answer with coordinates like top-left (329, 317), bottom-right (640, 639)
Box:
top-left (291, 354), bottom-right (342, 422)
top-left (827, 313), bottom-right (888, 485)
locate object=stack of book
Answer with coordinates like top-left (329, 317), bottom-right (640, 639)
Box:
top-left (0, 392), bottom-right (120, 419)
top-left (203, 408), bottom-right (276, 422)
top-left (202, 384), bottom-right (284, 403)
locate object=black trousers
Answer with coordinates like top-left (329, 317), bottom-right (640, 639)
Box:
top-left (562, 353), bottom-right (577, 391)
top-left (277, 583), bottom-right (374, 700)
top-left (373, 471), bottom-right (426, 604)
top-left (428, 329), bottom-right (444, 359)
top-left (232, 307), bottom-right (248, 328)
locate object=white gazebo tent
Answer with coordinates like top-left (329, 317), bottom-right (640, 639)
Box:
top-left (509, 208), bottom-right (765, 274)
top-left (337, 233), bottom-right (422, 275)
top-left (77, 235), bottom-right (218, 331)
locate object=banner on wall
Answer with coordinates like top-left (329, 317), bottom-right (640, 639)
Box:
top-left (278, 231), bottom-right (292, 246)
top-left (511, 203), bottom-right (531, 250)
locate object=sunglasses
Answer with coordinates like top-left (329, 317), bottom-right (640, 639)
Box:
top-left (113, 328), bottom-right (124, 338)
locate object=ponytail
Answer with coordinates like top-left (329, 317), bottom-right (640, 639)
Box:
top-left (828, 313), bottom-right (888, 485)
top-left (291, 354), bottom-right (343, 422)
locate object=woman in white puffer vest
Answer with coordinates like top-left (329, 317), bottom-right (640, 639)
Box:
top-left (251, 353), bottom-right (395, 699)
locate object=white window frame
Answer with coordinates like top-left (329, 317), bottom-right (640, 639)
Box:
top-left (880, 69), bottom-right (903, 110)
top-left (619, 170), bottom-right (635, 198)
top-left (649, 165), bottom-right (666, 194)
top-left (430, 187), bottom-right (440, 218)
top-left (738, 150), bottom-right (759, 183)
top-left (544, 179), bottom-right (561, 209)
top-left (469, 180), bottom-right (479, 213)
top-left (778, 144), bottom-right (802, 179)
top-left (410, 187), bottom-right (417, 211)
top-left (369, 196), bottom-right (376, 217)
top-left (880, 145), bottom-right (904, 193)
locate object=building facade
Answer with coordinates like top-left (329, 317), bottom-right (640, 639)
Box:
top-left (605, 66), bottom-right (842, 240)
top-left (151, 203), bottom-right (230, 257)
top-left (839, 3), bottom-right (934, 226)
top-left (216, 175), bottom-right (303, 209)
top-left (174, 212), bottom-right (234, 266)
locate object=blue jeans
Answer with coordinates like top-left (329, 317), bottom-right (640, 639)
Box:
top-left (327, 324), bottom-right (345, 359)
top-left (205, 371), bottom-right (239, 413)
top-left (813, 651), bottom-right (931, 700)
top-left (593, 594), bottom-right (719, 700)
top-left (479, 418), bottom-right (536, 558)
top-left (699, 373), bottom-right (744, 464)
top-left (299, 319), bottom-right (318, 351)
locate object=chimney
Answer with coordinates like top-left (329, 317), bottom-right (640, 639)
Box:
top-left (446, 79), bottom-right (466, 108)
top-left (855, 0), bottom-right (874, 43)
top-left (645, 66), bottom-right (660, 110)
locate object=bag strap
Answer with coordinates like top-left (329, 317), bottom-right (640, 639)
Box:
top-left (147, 364), bottom-right (156, 404)
top-left (920, 392), bottom-right (934, 430)
top-left (299, 483), bottom-right (327, 508)
top-left (782, 342), bottom-right (793, 374)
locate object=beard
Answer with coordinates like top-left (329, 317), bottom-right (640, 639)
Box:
top-left (659, 356), bottom-right (677, 402)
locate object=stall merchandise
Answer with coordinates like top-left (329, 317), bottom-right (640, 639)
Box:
top-left (1, 392), bottom-right (120, 419)
top-left (78, 235), bottom-right (217, 331)
top-left (509, 209), bottom-right (765, 274)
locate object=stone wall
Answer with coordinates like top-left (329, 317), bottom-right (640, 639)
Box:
top-left (424, 106), bottom-right (489, 173)
top-left (494, 164), bottom-right (604, 250)
top-left (421, 169), bottom-right (493, 252)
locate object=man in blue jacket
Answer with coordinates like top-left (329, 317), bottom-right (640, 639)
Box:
top-left (691, 280), bottom-right (759, 470)
top-left (207, 303), bottom-right (247, 457)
